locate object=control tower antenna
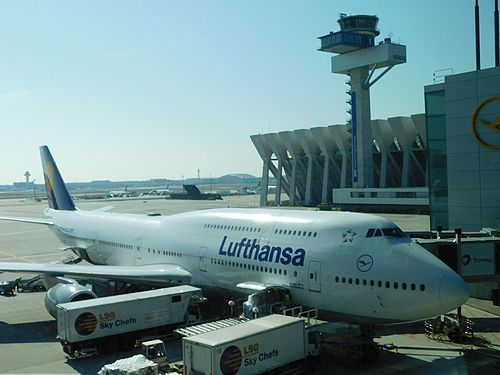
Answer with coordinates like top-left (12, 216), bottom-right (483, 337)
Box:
top-left (319, 14), bottom-right (407, 188)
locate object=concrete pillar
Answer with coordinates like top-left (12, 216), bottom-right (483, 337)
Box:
top-left (260, 158), bottom-right (270, 206)
top-left (289, 158), bottom-right (297, 206)
top-left (329, 125), bottom-right (351, 188)
top-left (275, 160), bottom-right (282, 206)
top-left (305, 157), bottom-right (313, 206)
top-left (321, 157), bottom-right (330, 204)
top-left (388, 117), bottom-right (418, 188)
top-left (372, 119), bottom-right (395, 188)
top-left (380, 152), bottom-right (388, 188)
top-left (350, 67), bottom-right (374, 188)
top-left (280, 131), bottom-right (305, 205)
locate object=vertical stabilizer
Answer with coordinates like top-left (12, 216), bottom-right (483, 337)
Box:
top-left (40, 146), bottom-right (76, 211)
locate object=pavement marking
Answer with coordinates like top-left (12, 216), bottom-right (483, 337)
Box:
top-left (0, 229), bottom-right (48, 237)
top-left (0, 249), bottom-right (36, 263)
top-left (0, 252), bottom-right (62, 261)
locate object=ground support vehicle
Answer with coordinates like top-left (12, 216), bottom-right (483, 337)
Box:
top-left (182, 314), bottom-right (319, 375)
top-left (56, 285), bottom-right (202, 357)
top-left (15, 275), bottom-right (46, 292)
top-left (0, 280), bottom-right (16, 296)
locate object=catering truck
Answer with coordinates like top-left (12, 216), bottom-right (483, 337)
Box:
top-left (57, 285), bottom-right (202, 357)
top-left (182, 314), bottom-right (319, 375)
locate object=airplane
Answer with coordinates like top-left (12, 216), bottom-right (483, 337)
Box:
top-left (0, 146), bottom-right (469, 329)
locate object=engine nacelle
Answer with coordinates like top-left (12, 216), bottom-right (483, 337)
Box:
top-left (44, 278), bottom-right (97, 318)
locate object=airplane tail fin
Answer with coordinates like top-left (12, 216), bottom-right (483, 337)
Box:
top-left (39, 146), bottom-right (76, 211)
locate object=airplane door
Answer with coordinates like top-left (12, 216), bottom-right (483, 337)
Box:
top-left (308, 261), bottom-right (321, 292)
top-left (199, 247), bottom-right (207, 272)
top-left (258, 222), bottom-right (276, 246)
top-left (135, 238), bottom-right (143, 265)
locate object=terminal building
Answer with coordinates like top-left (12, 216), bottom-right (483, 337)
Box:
top-left (251, 13), bottom-right (500, 232)
top-left (425, 67), bottom-right (500, 231)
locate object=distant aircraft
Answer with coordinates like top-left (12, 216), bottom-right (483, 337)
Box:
top-left (107, 187), bottom-right (138, 198)
top-left (169, 184), bottom-right (222, 200)
top-left (148, 188), bottom-right (170, 196)
top-left (0, 146), bottom-right (468, 329)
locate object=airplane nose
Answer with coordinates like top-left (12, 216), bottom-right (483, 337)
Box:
top-left (439, 271), bottom-right (469, 312)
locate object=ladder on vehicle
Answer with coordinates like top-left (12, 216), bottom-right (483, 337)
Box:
top-left (175, 317), bottom-right (249, 337)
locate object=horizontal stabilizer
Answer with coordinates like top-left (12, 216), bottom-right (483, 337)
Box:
top-left (0, 262), bottom-right (192, 285)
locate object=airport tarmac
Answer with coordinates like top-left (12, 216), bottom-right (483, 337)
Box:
top-left (0, 196), bottom-right (499, 374)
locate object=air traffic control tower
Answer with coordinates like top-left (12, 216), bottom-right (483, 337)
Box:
top-left (319, 14), bottom-right (407, 188)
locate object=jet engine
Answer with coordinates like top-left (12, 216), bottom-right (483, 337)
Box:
top-left (44, 277), bottom-right (97, 318)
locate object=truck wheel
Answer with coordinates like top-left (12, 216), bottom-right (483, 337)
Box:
top-left (99, 341), bottom-right (117, 355)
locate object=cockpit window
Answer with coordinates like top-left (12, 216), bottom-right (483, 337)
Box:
top-left (366, 226), bottom-right (407, 238)
top-left (382, 227), bottom-right (407, 238)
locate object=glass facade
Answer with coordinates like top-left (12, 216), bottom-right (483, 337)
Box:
top-left (425, 88), bottom-right (448, 229)
top-left (319, 31), bottom-right (374, 52)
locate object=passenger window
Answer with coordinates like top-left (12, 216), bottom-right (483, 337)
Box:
top-left (420, 284), bottom-right (426, 291)
top-left (402, 283), bottom-right (407, 290)
top-left (394, 282), bottom-right (398, 289)
top-left (411, 283), bottom-right (416, 291)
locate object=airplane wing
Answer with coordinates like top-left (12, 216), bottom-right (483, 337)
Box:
top-left (0, 215), bottom-right (53, 225)
top-left (0, 262), bottom-right (192, 284)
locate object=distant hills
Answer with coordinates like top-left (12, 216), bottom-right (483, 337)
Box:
top-left (0, 173), bottom-right (262, 192)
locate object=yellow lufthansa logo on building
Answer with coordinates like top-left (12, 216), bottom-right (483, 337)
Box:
top-left (471, 96), bottom-right (500, 150)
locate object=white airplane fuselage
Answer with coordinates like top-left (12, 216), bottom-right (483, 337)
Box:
top-left (45, 206), bottom-right (468, 325)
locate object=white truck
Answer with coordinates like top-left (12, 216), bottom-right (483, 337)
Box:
top-left (57, 285), bottom-right (202, 357)
top-left (182, 314), bottom-right (318, 375)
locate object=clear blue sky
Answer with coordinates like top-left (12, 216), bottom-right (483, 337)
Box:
top-left (0, 0), bottom-right (496, 184)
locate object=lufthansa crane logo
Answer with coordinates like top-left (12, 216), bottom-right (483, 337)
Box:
top-left (471, 96), bottom-right (500, 150)
top-left (357, 254), bottom-right (373, 272)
